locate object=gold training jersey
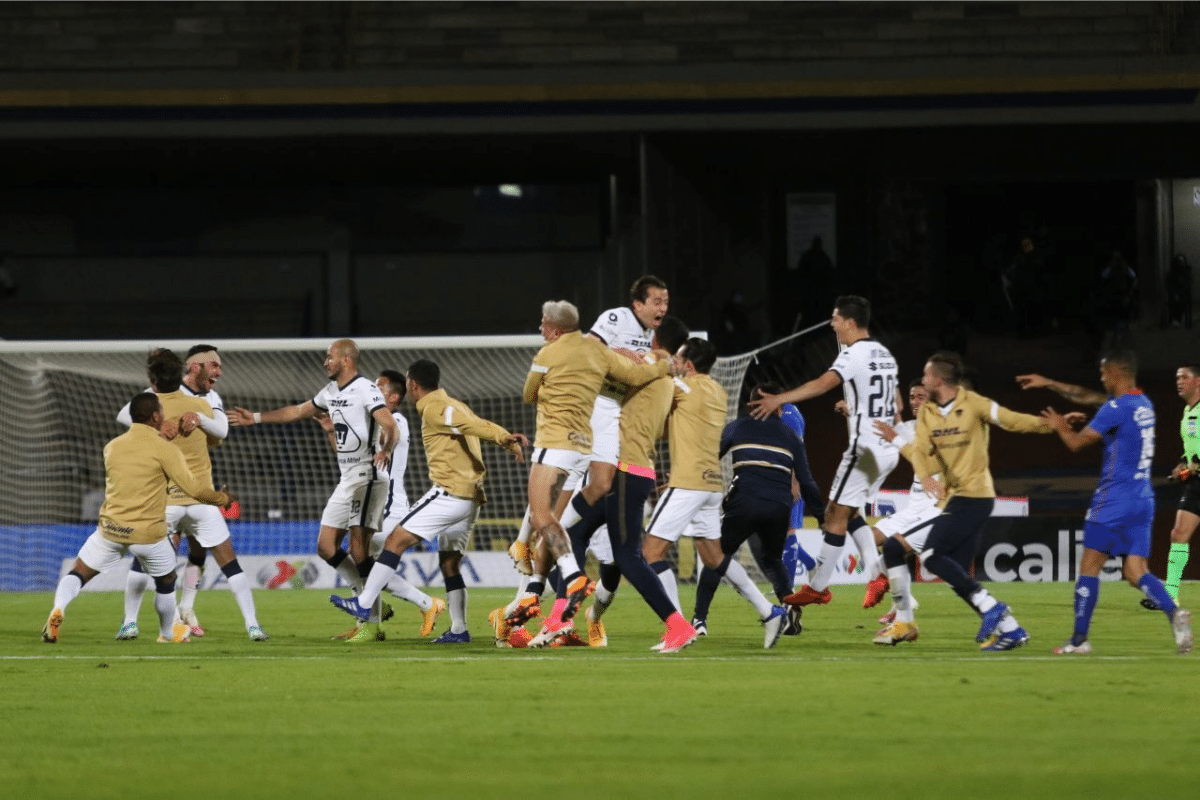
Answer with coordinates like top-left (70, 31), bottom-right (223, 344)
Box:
top-left (157, 390), bottom-right (216, 507)
top-left (666, 374), bottom-right (727, 491)
top-left (523, 331), bottom-right (668, 452)
top-left (911, 388), bottom-right (1051, 500)
top-left (415, 388), bottom-right (513, 504)
top-left (619, 375), bottom-right (675, 472)
top-left (98, 424), bottom-right (229, 545)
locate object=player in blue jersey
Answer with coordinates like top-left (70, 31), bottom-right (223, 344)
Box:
top-left (1025, 351), bottom-right (1193, 655)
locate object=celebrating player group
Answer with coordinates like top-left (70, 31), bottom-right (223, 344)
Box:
top-left (41, 282), bottom-right (1193, 656)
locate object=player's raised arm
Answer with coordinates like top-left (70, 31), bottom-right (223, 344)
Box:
top-left (229, 400), bottom-right (317, 427)
top-left (749, 370), bottom-right (842, 420)
top-left (1016, 373), bottom-right (1107, 408)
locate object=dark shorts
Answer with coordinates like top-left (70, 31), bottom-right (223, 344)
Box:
top-left (1179, 478), bottom-right (1200, 517)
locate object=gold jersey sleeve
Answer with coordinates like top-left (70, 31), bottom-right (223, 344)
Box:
top-left (618, 375), bottom-right (675, 472)
top-left (157, 390), bottom-right (216, 506)
top-left (98, 425), bottom-right (228, 545)
top-left (666, 374), bottom-right (727, 491)
top-left (416, 388), bottom-right (513, 503)
top-left (525, 332), bottom-right (668, 453)
top-left (912, 389), bottom-right (1051, 499)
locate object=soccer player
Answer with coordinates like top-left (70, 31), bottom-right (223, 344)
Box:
top-left (114, 346), bottom-right (267, 641)
top-left (899, 351), bottom-right (1052, 651)
top-left (750, 295), bottom-right (900, 608)
top-left (322, 371), bottom-right (448, 640)
top-left (115, 344), bottom-right (229, 637)
top-left (642, 337), bottom-right (728, 615)
top-left (1017, 356), bottom-right (1193, 654)
top-left (1020, 364), bottom-right (1200, 609)
top-left (565, 316), bottom-right (700, 653)
top-left (870, 379), bottom-right (940, 643)
top-left (509, 275), bottom-right (670, 573)
top-left (329, 358), bottom-right (528, 643)
top-left (229, 338), bottom-right (399, 642)
top-left (509, 299), bottom-right (671, 646)
top-left (691, 383), bottom-right (827, 649)
top-left (42, 392), bottom-right (234, 644)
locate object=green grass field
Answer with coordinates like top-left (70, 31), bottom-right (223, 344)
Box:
top-left (3, 580), bottom-right (1198, 799)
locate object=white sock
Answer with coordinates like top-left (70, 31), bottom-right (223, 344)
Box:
top-left (448, 587), bottom-right (467, 633)
top-left (809, 536), bottom-right (844, 592)
top-left (516, 508), bottom-right (533, 544)
top-left (724, 559), bottom-right (774, 619)
top-left (555, 552), bottom-right (582, 578)
top-left (226, 571), bottom-right (260, 629)
top-left (386, 575), bottom-right (431, 609)
top-left (849, 527), bottom-right (880, 579)
top-left (969, 589), bottom-right (997, 615)
top-left (153, 590), bottom-right (178, 639)
top-left (655, 567), bottom-right (681, 612)
top-left (357, 561), bottom-right (393, 608)
top-left (123, 570), bottom-right (153, 624)
top-left (591, 578), bottom-right (616, 620)
top-left (52, 573), bottom-right (84, 612)
top-left (558, 490), bottom-right (585, 529)
top-left (997, 613), bottom-right (1019, 634)
top-left (886, 564), bottom-right (914, 623)
top-left (179, 562), bottom-right (202, 610)
top-left (336, 557), bottom-right (363, 591)
top-left (368, 595), bottom-right (381, 624)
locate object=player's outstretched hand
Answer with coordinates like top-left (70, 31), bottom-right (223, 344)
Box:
top-left (504, 433), bottom-right (529, 464)
top-left (1062, 411), bottom-right (1088, 430)
top-left (229, 406), bottom-right (255, 427)
top-left (749, 392), bottom-right (782, 421)
top-left (1040, 406), bottom-right (1069, 432)
top-left (1015, 373), bottom-right (1050, 390)
top-left (179, 411), bottom-right (202, 436)
top-left (218, 485), bottom-right (237, 510)
top-left (834, 399), bottom-right (849, 418)
top-left (873, 418), bottom-right (898, 442)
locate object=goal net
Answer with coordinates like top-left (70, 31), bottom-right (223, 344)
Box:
top-left (0, 334), bottom-right (774, 591)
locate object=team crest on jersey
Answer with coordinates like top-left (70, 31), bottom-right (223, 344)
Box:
top-left (702, 468), bottom-right (723, 485)
top-left (568, 431), bottom-right (593, 449)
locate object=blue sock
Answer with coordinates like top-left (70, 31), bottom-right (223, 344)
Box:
top-left (1072, 575), bottom-right (1100, 645)
top-left (1138, 573), bottom-right (1177, 617)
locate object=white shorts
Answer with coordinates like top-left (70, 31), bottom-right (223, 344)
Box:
top-left (380, 499), bottom-right (412, 541)
top-left (320, 472), bottom-right (389, 532)
top-left (588, 525), bottom-right (613, 563)
top-left (588, 398), bottom-right (621, 467)
top-left (166, 503), bottom-right (230, 549)
top-left (78, 531), bottom-right (178, 577)
top-left (645, 488), bottom-right (722, 542)
top-left (875, 502), bottom-right (941, 553)
top-left (532, 447), bottom-right (591, 477)
top-left (399, 487), bottom-right (478, 553)
top-left (829, 442), bottom-right (899, 510)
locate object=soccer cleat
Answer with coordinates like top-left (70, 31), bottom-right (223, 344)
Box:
top-left (506, 627), bottom-right (533, 648)
top-left (585, 605), bottom-right (608, 647)
top-left (157, 620), bottom-right (192, 643)
top-left (115, 621), bottom-right (139, 641)
top-left (975, 602), bottom-right (1011, 643)
top-left (782, 606), bottom-right (803, 636)
top-left (878, 608), bottom-right (897, 626)
top-left (873, 621), bottom-right (919, 646)
top-left (505, 593), bottom-right (541, 627)
top-left (346, 622), bottom-right (385, 643)
top-left (783, 584), bottom-right (832, 606)
top-left (42, 608), bottom-right (63, 643)
top-left (420, 597), bottom-right (447, 637)
top-left (658, 623), bottom-right (699, 654)
top-left (1173, 608), bottom-right (1193, 655)
top-left (980, 626), bottom-right (1029, 651)
top-left (247, 625), bottom-right (269, 642)
top-left (862, 575), bottom-right (890, 609)
top-left (691, 618), bottom-right (708, 637)
top-left (431, 629), bottom-right (471, 644)
top-left (1053, 640), bottom-right (1092, 655)
top-left (528, 618), bottom-right (572, 649)
top-left (561, 574), bottom-right (594, 622)
top-left (508, 540), bottom-right (533, 575)
top-left (331, 623), bottom-right (362, 640)
top-left (180, 607), bottom-right (205, 638)
top-left (650, 637), bottom-right (666, 652)
top-left (329, 594), bottom-right (371, 622)
top-left (763, 606), bottom-right (787, 650)
top-left (550, 629), bottom-right (589, 647)
top-left (1140, 597), bottom-right (1162, 611)
top-left (488, 607), bottom-right (513, 644)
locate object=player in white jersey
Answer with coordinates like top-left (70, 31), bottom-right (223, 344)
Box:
top-left (751, 295), bottom-right (901, 608)
top-left (230, 338), bottom-right (399, 641)
top-left (113, 345), bottom-right (265, 639)
top-left (507, 275), bottom-right (668, 581)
